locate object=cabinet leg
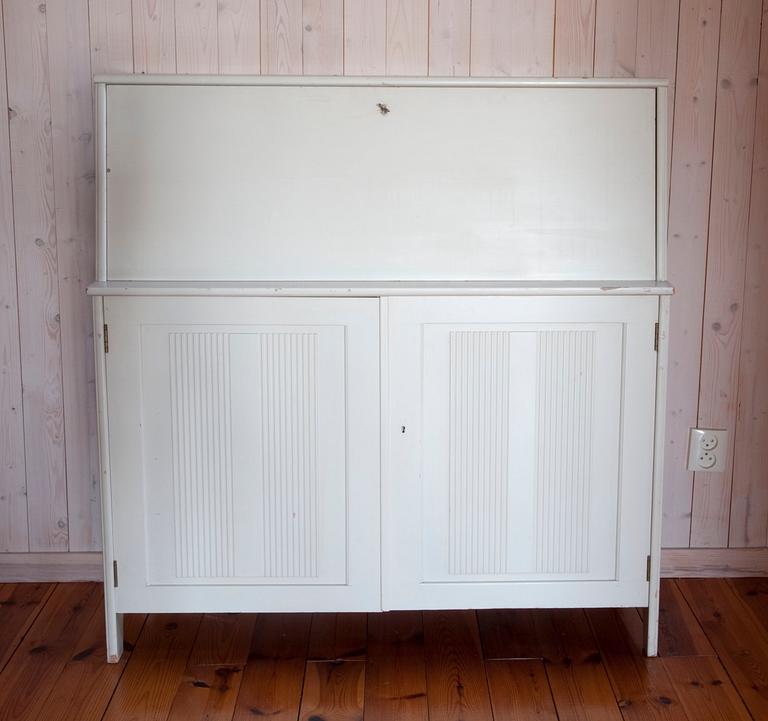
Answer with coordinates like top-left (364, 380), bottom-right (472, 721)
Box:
top-left (645, 595), bottom-right (659, 657)
top-left (106, 610), bottom-right (124, 663)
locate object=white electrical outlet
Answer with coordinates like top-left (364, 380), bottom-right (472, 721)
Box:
top-left (687, 429), bottom-right (728, 472)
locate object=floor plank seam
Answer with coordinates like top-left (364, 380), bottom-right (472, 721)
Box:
top-left (102, 613), bottom-right (149, 720)
top-left (0, 582), bottom-right (57, 674)
top-left (676, 579), bottom-right (761, 721)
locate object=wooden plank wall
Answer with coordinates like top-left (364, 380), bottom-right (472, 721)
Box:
top-left (0, 0), bottom-right (766, 562)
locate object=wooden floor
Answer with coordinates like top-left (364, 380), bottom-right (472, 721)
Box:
top-left (1, 580), bottom-right (768, 720)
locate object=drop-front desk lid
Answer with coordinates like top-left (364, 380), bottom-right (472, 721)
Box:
top-left (93, 76), bottom-right (669, 286)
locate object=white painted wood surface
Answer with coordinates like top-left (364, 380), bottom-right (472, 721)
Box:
top-left (92, 78), bottom-right (668, 660)
top-left (4, 0), bottom-right (68, 552)
top-left (661, 0), bottom-right (721, 548)
top-left (647, 293), bottom-right (671, 656)
top-left (92, 297), bottom-right (122, 660)
top-left (470, 0), bottom-right (555, 77)
top-left (48, 0), bottom-right (102, 553)
top-left (553, 0), bottom-right (596, 77)
top-left (87, 280), bottom-right (674, 297)
top-left (731, 2), bottom-right (768, 549)
top-left (691, 0), bottom-right (763, 549)
top-left (0, 0), bottom-right (27, 552)
top-left (104, 297), bottom-right (380, 613)
top-left (0, 552), bottom-right (103, 582)
top-left (103, 81), bottom-right (657, 282)
top-left (2, 0), bottom-right (766, 573)
top-left (383, 296), bottom-right (658, 610)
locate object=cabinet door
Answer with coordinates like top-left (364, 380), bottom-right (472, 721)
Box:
top-left (104, 297), bottom-right (379, 612)
top-left (384, 296), bottom-right (658, 609)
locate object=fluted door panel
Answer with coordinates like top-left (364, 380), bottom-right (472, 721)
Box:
top-left (105, 296), bottom-right (380, 613)
top-left (419, 322), bottom-right (621, 582)
top-left (141, 324), bottom-right (345, 585)
top-left (385, 296), bottom-right (658, 610)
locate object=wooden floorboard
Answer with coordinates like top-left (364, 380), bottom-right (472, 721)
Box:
top-left (536, 609), bottom-right (625, 721)
top-left (658, 579), bottom-right (716, 657)
top-left (663, 655), bottom-right (753, 721)
top-left (33, 610), bottom-right (145, 721)
top-left (1, 579), bottom-right (767, 720)
top-left (586, 608), bottom-right (688, 720)
top-left (364, 611), bottom-right (428, 721)
top-left (308, 612), bottom-right (368, 661)
top-left (486, 659), bottom-right (558, 720)
top-left (101, 613), bottom-right (203, 721)
top-left (423, 610), bottom-right (494, 721)
top-left (0, 582), bottom-right (102, 721)
top-left (165, 613), bottom-right (255, 721)
top-left (231, 613), bottom-right (311, 721)
top-left (0, 582), bottom-right (54, 672)
top-left (677, 578), bottom-right (768, 718)
top-left (299, 660), bottom-right (365, 721)
top-left (728, 577), bottom-right (768, 631)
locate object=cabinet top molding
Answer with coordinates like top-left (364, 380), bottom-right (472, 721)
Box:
top-left (94, 75), bottom-right (669, 89)
top-left (87, 280), bottom-right (674, 297)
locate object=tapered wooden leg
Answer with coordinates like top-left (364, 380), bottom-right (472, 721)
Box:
top-left (646, 592), bottom-right (659, 657)
top-left (106, 609), bottom-right (124, 663)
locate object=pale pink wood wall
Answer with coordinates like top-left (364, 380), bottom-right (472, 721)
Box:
top-left (0, 0), bottom-right (766, 556)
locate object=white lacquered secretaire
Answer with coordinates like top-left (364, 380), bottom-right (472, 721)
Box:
top-left (88, 75), bottom-right (672, 662)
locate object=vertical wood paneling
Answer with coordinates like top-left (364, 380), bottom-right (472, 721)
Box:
top-left (217, 0), bottom-right (261, 74)
top-left (0, 0), bottom-right (767, 564)
top-left (635, 0), bottom-right (681, 174)
top-left (553, 0), bottom-right (596, 77)
top-left (302, 0), bottom-right (343, 75)
top-left (594, 0), bottom-right (639, 77)
top-left (386, 0), bottom-right (429, 75)
top-left (175, 0), bottom-right (219, 73)
top-left (46, 0), bottom-right (101, 551)
top-left (133, 0), bottom-right (176, 73)
top-left (4, 0), bottom-right (68, 552)
top-left (429, 0), bottom-right (471, 77)
top-left (260, 0), bottom-right (303, 74)
top-left (470, 0), bottom-right (555, 76)
top-left (691, 0), bottom-right (762, 548)
top-left (0, 0), bottom-right (27, 552)
top-left (662, 0), bottom-right (721, 548)
top-left (89, 0), bottom-right (134, 74)
top-left (730, 1), bottom-right (768, 548)
top-left (343, 0), bottom-right (386, 75)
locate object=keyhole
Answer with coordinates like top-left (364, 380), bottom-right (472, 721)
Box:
top-left (401, 426), bottom-right (406, 434)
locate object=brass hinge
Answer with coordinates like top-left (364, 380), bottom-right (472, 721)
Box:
top-left (653, 322), bottom-right (660, 351)
top-left (646, 555), bottom-right (652, 581)
top-left (112, 560), bottom-right (118, 587)
top-left (103, 324), bottom-right (109, 353)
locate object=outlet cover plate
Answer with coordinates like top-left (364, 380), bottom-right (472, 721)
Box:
top-left (687, 428), bottom-right (729, 473)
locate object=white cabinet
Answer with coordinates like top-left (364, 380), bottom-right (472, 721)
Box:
top-left (91, 77), bottom-right (671, 662)
top-left (383, 297), bottom-right (659, 610)
top-left (101, 297), bottom-right (380, 613)
top-left (95, 291), bottom-right (668, 661)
